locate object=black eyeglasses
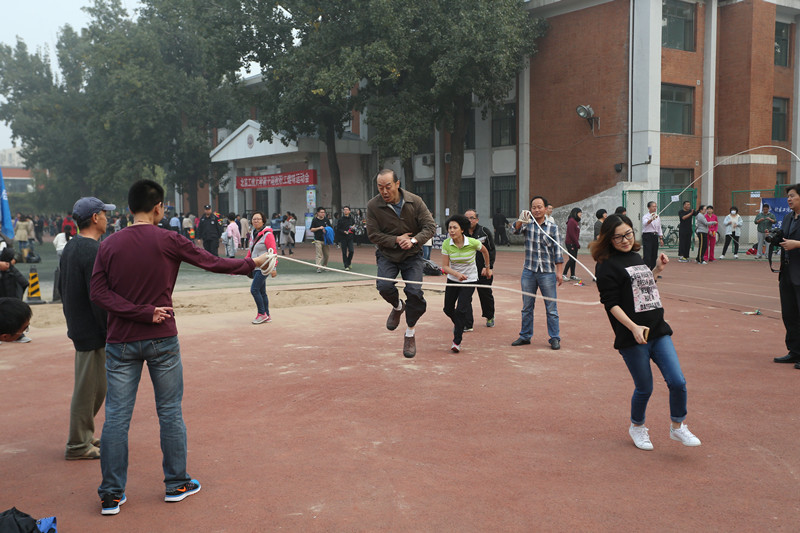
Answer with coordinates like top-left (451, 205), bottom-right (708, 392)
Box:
top-left (611, 230), bottom-right (635, 243)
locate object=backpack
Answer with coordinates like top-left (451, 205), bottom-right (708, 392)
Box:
top-left (0, 507), bottom-right (37, 533)
top-left (422, 258), bottom-right (443, 276)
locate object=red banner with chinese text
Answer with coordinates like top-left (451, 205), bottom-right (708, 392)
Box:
top-left (236, 170), bottom-right (317, 189)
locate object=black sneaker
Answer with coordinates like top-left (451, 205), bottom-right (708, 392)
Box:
top-left (101, 493), bottom-right (126, 515)
top-left (165, 479), bottom-right (201, 502)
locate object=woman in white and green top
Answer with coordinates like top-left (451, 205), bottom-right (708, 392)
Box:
top-left (441, 214), bottom-right (492, 353)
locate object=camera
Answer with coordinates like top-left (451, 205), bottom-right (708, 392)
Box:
top-left (766, 228), bottom-right (785, 246)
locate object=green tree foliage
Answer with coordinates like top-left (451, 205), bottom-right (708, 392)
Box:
top-left (0, 36), bottom-right (95, 210)
top-left (0, 0), bottom-right (249, 212)
top-left (360, 0), bottom-right (547, 215)
top-left (244, 0), bottom-right (401, 215)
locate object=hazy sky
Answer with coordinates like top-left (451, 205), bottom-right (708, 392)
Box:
top-left (0, 0), bottom-right (140, 151)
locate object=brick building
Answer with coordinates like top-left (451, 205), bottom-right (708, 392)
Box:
top-left (208, 0), bottom-right (800, 234)
top-left (524, 0), bottom-right (800, 216)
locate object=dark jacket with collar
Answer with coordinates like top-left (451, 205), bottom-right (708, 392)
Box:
top-left (466, 223), bottom-right (496, 271)
top-left (366, 188), bottom-right (436, 263)
top-left (780, 212), bottom-right (800, 286)
top-left (58, 235), bottom-right (107, 351)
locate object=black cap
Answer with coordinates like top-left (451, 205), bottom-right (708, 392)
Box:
top-left (204, 205), bottom-right (211, 209)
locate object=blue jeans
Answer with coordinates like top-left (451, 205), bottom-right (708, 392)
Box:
top-left (519, 269), bottom-right (559, 341)
top-left (250, 270), bottom-right (269, 315)
top-left (98, 336), bottom-right (191, 497)
top-left (618, 335), bottom-right (687, 425)
top-left (375, 250), bottom-right (426, 327)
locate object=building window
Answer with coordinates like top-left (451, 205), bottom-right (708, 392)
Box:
top-left (661, 84), bottom-right (694, 135)
top-left (458, 178), bottom-right (475, 215)
top-left (659, 169), bottom-right (693, 216)
top-left (491, 175), bottom-right (516, 218)
top-left (492, 104), bottom-right (516, 147)
top-left (662, 0), bottom-right (695, 52)
top-left (773, 97), bottom-right (789, 141)
top-left (777, 171), bottom-right (789, 188)
top-left (255, 189), bottom-right (269, 214)
top-left (464, 111), bottom-right (476, 151)
top-left (217, 192), bottom-right (229, 214)
top-left (776, 22), bottom-right (791, 67)
top-left (414, 180), bottom-right (435, 211)
top-left (660, 168), bottom-right (692, 190)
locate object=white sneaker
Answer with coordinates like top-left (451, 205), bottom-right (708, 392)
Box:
top-left (252, 314), bottom-right (268, 324)
top-left (719, 255), bottom-right (725, 260)
top-left (670, 423), bottom-right (701, 446)
top-left (451, 342), bottom-right (461, 353)
top-left (733, 254), bottom-right (738, 259)
top-left (562, 275), bottom-right (569, 282)
top-left (14, 335), bottom-right (32, 343)
top-left (629, 424), bottom-right (653, 450)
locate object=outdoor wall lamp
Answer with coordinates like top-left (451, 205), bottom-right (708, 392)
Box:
top-left (576, 105), bottom-right (599, 131)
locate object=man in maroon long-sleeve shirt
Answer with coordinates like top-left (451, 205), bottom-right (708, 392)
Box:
top-left (90, 179), bottom-right (269, 516)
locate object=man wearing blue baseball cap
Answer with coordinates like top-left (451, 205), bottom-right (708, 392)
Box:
top-left (59, 196), bottom-right (115, 461)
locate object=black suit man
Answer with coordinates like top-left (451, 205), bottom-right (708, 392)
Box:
top-left (774, 184), bottom-right (800, 367)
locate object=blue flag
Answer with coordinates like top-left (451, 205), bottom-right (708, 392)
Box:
top-left (0, 167), bottom-right (13, 237)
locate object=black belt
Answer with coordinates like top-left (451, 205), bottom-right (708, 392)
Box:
top-left (643, 232), bottom-right (658, 235)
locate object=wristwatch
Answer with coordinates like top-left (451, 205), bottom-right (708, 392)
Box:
top-left (410, 237), bottom-right (418, 245)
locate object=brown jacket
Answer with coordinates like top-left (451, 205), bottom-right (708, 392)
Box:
top-left (366, 189), bottom-right (436, 263)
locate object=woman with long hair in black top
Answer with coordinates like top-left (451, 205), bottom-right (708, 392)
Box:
top-left (590, 214), bottom-right (702, 451)
top-left (563, 207), bottom-right (582, 281)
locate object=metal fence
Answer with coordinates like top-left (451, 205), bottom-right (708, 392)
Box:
top-left (622, 188), bottom-right (697, 249)
top-left (730, 188), bottom-right (784, 247)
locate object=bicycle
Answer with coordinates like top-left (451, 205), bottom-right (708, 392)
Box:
top-left (662, 225), bottom-right (679, 247)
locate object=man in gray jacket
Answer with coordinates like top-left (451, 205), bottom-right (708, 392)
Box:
top-left (366, 169), bottom-right (436, 358)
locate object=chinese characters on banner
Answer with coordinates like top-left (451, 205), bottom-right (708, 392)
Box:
top-left (236, 170), bottom-right (317, 189)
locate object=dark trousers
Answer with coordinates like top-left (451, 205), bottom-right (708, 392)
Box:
top-left (642, 233), bottom-right (659, 269)
top-left (466, 275), bottom-right (495, 328)
top-left (494, 225), bottom-right (509, 245)
top-left (695, 232), bottom-right (707, 263)
top-left (341, 235), bottom-right (354, 268)
top-left (375, 250), bottom-right (426, 327)
top-left (780, 272), bottom-right (800, 356)
top-left (203, 238), bottom-right (219, 256)
top-left (678, 229), bottom-right (692, 258)
top-left (722, 234), bottom-right (740, 255)
top-left (444, 279), bottom-right (476, 345)
top-left (564, 244), bottom-right (579, 277)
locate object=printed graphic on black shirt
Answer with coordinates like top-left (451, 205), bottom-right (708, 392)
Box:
top-left (625, 264), bottom-right (662, 313)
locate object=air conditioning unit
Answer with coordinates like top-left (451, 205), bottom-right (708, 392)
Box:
top-left (421, 154), bottom-right (434, 166)
top-left (444, 153), bottom-right (452, 164)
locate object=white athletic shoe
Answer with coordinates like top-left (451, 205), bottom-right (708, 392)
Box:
top-left (629, 424), bottom-right (654, 450)
top-left (670, 423), bottom-right (701, 446)
top-left (733, 254), bottom-right (738, 259)
top-left (719, 255), bottom-right (725, 260)
top-left (451, 342), bottom-right (461, 353)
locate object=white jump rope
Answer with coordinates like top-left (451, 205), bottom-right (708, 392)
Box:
top-left (255, 248), bottom-right (599, 306)
top-left (256, 145), bottom-right (800, 305)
